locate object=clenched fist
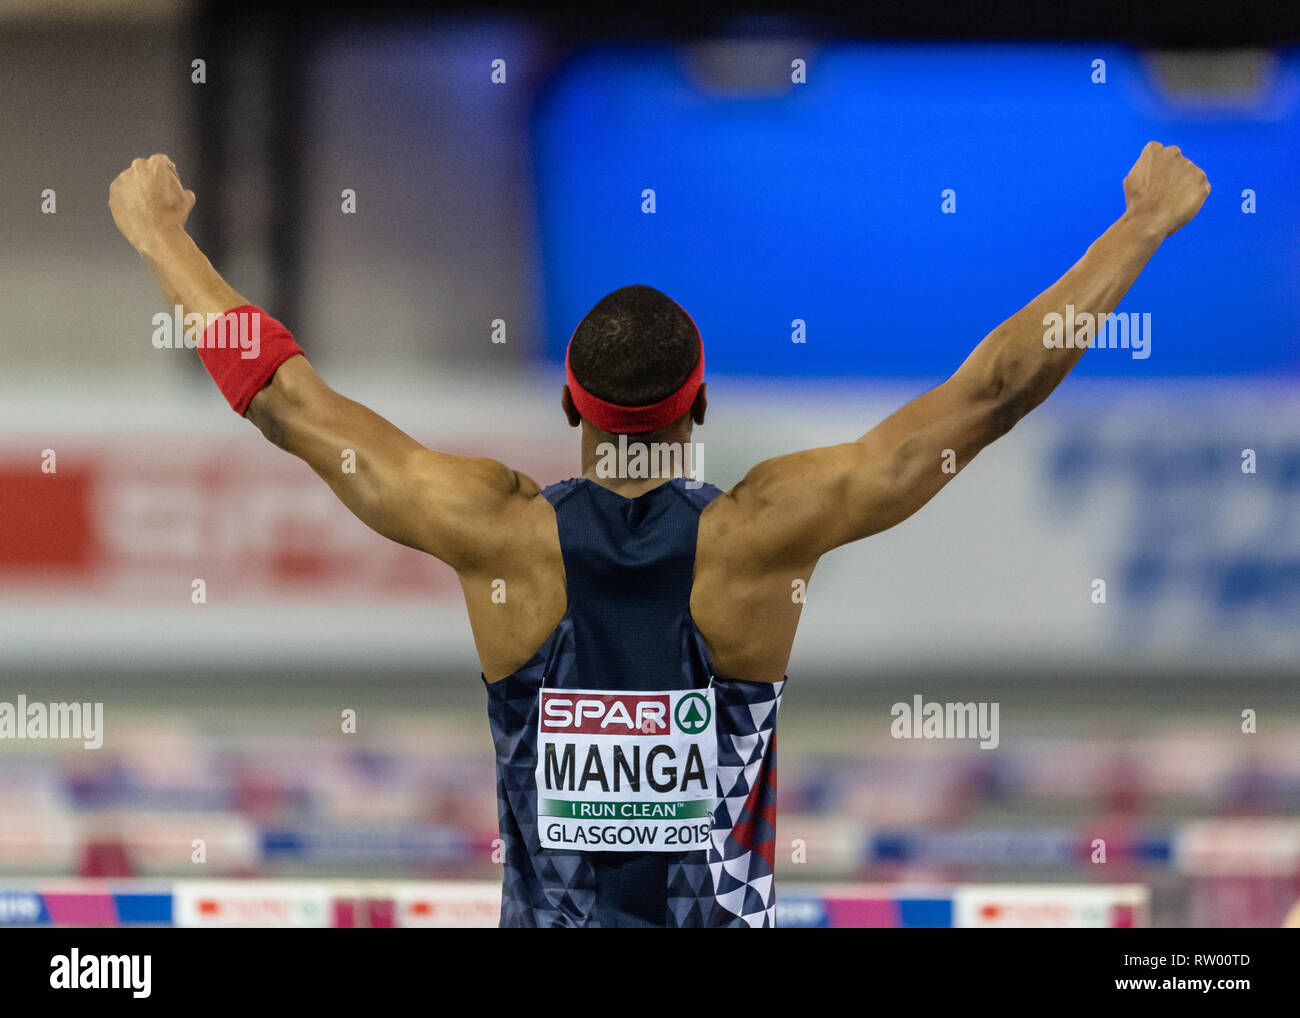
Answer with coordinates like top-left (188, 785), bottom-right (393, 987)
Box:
top-left (108, 154), bottom-right (196, 253)
top-left (1122, 141), bottom-right (1211, 241)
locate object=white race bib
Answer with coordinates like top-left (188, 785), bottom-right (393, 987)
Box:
top-left (535, 687), bottom-right (717, 853)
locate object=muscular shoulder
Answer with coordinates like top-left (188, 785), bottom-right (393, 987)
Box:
top-left (405, 453), bottom-right (556, 572)
top-left (697, 451), bottom-right (850, 574)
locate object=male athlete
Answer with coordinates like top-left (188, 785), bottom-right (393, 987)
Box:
top-left (109, 142), bottom-right (1209, 927)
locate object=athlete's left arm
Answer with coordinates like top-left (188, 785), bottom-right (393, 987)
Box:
top-left (705, 142), bottom-right (1210, 568)
top-left (109, 154), bottom-right (536, 571)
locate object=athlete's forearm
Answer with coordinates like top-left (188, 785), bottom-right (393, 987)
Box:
top-left (951, 211), bottom-right (1162, 421)
top-left (136, 225), bottom-right (248, 319)
top-left (950, 141), bottom-right (1209, 429)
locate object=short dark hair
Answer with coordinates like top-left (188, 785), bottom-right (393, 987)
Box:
top-left (568, 285), bottom-right (700, 408)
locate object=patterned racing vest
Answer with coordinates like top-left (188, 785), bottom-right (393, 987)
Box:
top-left (484, 476), bottom-right (784, 927)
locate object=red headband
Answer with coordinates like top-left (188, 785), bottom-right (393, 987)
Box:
top-left (565, 328), bottom-right (705, 434)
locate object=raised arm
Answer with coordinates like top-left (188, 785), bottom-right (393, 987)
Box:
top-left (712, 142), bottom-right (1210, 567)
top-left (108, 154), bottom-right (534, 571)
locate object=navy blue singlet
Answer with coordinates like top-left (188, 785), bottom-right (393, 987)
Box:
top-left (484, 476), bottom-right (785, 928)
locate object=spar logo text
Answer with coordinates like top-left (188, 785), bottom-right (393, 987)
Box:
top-left (541, 693), bottom-right (669, 735)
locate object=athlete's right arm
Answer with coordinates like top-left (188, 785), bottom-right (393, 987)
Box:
top-left (110, 154), bottom-right (537, 572)
top-left (710, 141), bottom-right (1210, 569)
top-left (243, 357), bottom-right (540, 569)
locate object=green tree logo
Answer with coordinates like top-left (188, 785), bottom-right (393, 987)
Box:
top-left (675, 693), bottom-right (711, 734)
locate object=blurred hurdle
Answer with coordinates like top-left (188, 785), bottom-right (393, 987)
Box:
top-left (0, 880), bottom-right (1148, 928)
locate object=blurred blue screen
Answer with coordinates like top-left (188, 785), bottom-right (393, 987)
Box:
top-left (533, 43), bottom-right (1300, 378)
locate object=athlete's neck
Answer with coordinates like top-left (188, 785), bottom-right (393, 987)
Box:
top-left (579, 421), bottom-right (696, 496)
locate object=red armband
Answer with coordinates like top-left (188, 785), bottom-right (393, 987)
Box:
top-left (197, 304), bottom-right (305, 416)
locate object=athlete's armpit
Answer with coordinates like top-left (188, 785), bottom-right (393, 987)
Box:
top-left (246, 355), bottom-right (539, 571)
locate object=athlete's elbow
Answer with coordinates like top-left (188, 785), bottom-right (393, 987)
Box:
top-left (986, 389), bottom-right (1030, 441)
top-left (971, 344), bottom-right (1052, 428)
top-left (973, 360), bottom-right (1048, 442)
top-left (247, 393), bottom-right (291, 450)
top-left (993, 360), bottom-right (1063, 439)
top-left (246, 358), bottom-right (324, 452)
